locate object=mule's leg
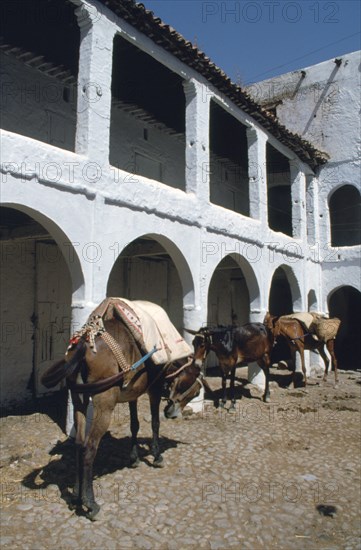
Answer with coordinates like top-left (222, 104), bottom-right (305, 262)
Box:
top-left (81, 391), bottom-right (116, 520)
top-left (229, 366), bottom-right (236, 411)
top-left (129, 400), bottom-right (140, 468)
top-left (292, 344), bottom-right (307, 387)
top-left (259, 354), bottom-right (271, 403)
top-left (220, 371), bottom-right (227, 408)
top-left (318, 344), bottom-right (330, 383)
top-left (70, 392), bottom-right (88, 508)
top-left (326, 339), bottom-right (339, 387)
top-left (148, 390), bottom-right (163, 467)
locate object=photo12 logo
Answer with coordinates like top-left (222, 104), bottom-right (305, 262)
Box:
top-left (201, 2), bottom-right (340, 24)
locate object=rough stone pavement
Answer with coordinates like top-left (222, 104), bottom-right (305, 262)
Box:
top-left (1, 367), bottom-right (360, 550)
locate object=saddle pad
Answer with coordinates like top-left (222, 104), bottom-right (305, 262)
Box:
top-left (283, 312), bottom-right (315, 330)
top-left (118, 299), bottom-right (192, 364)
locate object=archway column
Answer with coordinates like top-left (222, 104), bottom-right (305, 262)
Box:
top-left (75, 6), bottom-right (116, 165)
top-left (182, 303), bottom-right (206, 413)
top-left (290, 160), bottom-right (307, 241)
top-left (247, 308), bottom-right (267, 390)
top-left (247, 127), bottom-right (268, 224)
top-left (66, 300), bottom-right (100, 436)
top-left (183, 79), bottom-right (210, 202)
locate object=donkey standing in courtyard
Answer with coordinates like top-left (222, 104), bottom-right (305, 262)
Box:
top-left (186, 322), bottom-right (273, 408)
top-left (42, 300), bottom-right (203, 520)
top-left (264, 312), bottom-right (341, 387)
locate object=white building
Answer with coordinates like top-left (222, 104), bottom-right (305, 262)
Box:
top-left (248, 51), bottom-right (361, 369)
top-left (0, 0), bottom-right (359, 409)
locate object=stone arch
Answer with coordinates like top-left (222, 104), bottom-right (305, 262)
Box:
top-left (0, 205), bottom-right (84, 408)
top-left (268, 265), bottom-right (302, 315)
top-left (328, 285), bottom-right (361, 369)
top-left (307, 289), bottom-right (318, 312)
top-left (107, 233), bottom-right (194, 330)
top-left (1, 203), bottom-right (84, 299)
top-left (328, 184), bottom-right (361, 247)
top-left (207, 253), bottom-right (260, 326)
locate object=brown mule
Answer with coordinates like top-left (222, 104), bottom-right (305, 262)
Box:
top-left (42, 317), bottom-right (202, 520)
top-left (264, 313), bottom-right (341, 387)
top-left (186, 323), bottom-right (273, 406)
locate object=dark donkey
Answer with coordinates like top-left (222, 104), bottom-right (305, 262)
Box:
top-left (42, 316), bottom-right (202, 520)
top-left (264, 312), bottom-right (341, 387)
top-left (186, 323), bottom-right (273, 408)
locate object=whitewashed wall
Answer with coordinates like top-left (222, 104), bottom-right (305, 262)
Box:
top-left (0, 0), bottom-right (333, 407)
top-left (248, 51), bottom-right (361, 308)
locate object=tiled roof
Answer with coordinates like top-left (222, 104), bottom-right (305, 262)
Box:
top-left (99, 0), bottom-right (328, 171)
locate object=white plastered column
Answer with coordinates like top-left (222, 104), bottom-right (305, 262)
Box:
top-left (182, 304), bottom-right (207, 413)
top-left (246, 127), bottom-right (268, 390)
top-left (184, 79), bottom-right (210, 203)
top-left (246, 127), bottom-right (268, 224)
top-left (75, 5), bottom-right (115, 166)
top-left (66, 301), bottom-right (100, 436)
top-left (290, 160), bottom-right (307, 241)
top-left (248, 309), bottom-right (267, 390)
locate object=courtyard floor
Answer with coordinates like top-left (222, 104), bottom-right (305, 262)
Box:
top-left (1, 367), bottom-right (360, 550)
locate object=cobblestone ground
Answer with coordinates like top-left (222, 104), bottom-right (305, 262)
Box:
top-left (1, 368), bottom-right (361, 550)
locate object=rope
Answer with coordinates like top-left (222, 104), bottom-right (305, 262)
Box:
top-left (70, 315), bottom-right (106, 352)
top-left (101, 331), bottom-right (130, 372)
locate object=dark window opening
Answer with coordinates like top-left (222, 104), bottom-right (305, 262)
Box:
top-left (269, 267), bottom-right (293, 364)
top-left (329, 185), bottom-right (361, 247)
top-left (110, 35), bottom-right (186, 190)
top-left (0, 0), bottom-right (79, 150)
top-left (209, 101), bottom-right (249, 216)
top-left (267, 143), bottom-right (292, 236)
top-left (329, 286), bottom-right (361, 369)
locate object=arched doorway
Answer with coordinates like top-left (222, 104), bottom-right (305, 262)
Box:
top-left (329, 286), bottom-right (361, 369)
top-left (268, 266), bottom-right (299, 363)
top-left (329, 185), bottom-right (361, 247)
top-left (107, 235), bottom-right (193, 331)
top-left (207, 256), bottom-right (251, 326)
top-left (308, 289), bottom-right (318, 312)
top-left (0, 207), bottom-right (77, 409)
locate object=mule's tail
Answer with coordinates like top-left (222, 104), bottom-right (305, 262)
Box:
top-left (41, 340), bottom-right (86, 388)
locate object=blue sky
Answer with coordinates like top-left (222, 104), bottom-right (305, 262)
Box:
top-left (142, 0), bottom-right (361, 85)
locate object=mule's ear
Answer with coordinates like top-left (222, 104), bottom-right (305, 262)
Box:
top-left (183, 328), bottom-right (198, 335)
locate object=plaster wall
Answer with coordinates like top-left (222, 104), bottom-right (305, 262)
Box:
top-left (249, 51), bottom-right (361, 306)
top-left (109, 106), bottom-right (185, 190)
top-left (0, 53), bottom-right (76, 152)
top-left (0, 0), bottom-right (338, 406)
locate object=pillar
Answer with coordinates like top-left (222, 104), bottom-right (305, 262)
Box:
top-left (75, 6), bottom-right (115, 166)
top-left (246, 127), bottom-right (268, 224)
top-left (183, 79), bottom-right (210, 203)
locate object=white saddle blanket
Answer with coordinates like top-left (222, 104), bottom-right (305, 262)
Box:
top-left (283, 312), bottom-right (315, 330)
top-left (116, 299), bottom-right (192, 365)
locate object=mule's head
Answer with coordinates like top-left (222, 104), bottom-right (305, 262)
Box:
top-left (184, 327), bottom-right (213, 367)
top-left (263, 312), bottom-right (280, 338)
top-left (163, 360), bottom-right (203, 419)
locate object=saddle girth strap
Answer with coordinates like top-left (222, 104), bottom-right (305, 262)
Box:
top-left (101, 331), bottom-right (130, 373)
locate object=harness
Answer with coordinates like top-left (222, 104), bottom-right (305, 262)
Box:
top-left (290, 333), bottom-right (311, 344)
top-left (168, 371), bottom-right (204, 404)
top-left (67, 346), bottom-right (158, 394)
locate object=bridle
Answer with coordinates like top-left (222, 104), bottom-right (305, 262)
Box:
top-left (168, 372), bottom-right (204, 404)
top-left (166, 356), bottom-right (204, 404)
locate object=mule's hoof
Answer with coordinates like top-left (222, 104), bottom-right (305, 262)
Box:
top-left (153, 456), bottom-right (164, 468)
top-left (130, 458), bottom-right (140, 469)
top-left (219, 401), bottom-right (226, 409)
top-left (228, 405), bottom-right (236, 414)
top-left (85, 502), bottom-right (100, 521)
top-left (263, 395), bottom-right (270, 403)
